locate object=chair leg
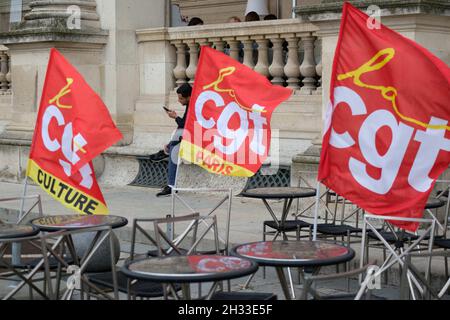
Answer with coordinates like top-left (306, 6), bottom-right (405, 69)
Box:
top-left (445, 249), bottom-right (449, 279)
top-left (262, 224), bottom-right (266, 279)
top-left (383, 248), bottom-right (388, 285)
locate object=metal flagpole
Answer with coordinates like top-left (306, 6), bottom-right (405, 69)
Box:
top-left (312, 181), bottom-right (321, 241)
top-left (12, 176), bottom-right (28, 266)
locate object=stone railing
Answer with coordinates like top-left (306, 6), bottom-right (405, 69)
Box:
top-left (137, 19), bottom-right (322, 94)
top-left (0, 45), bottom-right (11, 95)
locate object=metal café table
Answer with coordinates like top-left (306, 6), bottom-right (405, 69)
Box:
top-left (0, 223), bottom-right (42, 300)
top-left (240, 187), bottom-right (316, 240)
top-left (30, 214), bottom-right (128, 232)
top-left (232, 240), bottom-right (355, 300)
top-left (121, 255), bottom-right (258, 299)
top-left (29, 214), bottom-right (128, 300)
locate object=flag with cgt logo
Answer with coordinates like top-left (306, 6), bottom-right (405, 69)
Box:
top-left (179, 46), bottom-right (292, 177)
top-left (318, 3), bottom-right (450, 231)
top-left (27, 48), bottom-right (122, 215)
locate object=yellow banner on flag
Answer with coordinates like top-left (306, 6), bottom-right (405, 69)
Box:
top-left (27, 160), bottom-right (109, 215)
top-left (179, 140), bottom-right (255, 177)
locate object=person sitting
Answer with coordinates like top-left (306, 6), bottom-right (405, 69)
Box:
top-left (154, 83), bottom-right (192, 197)
top-left (245, 11), bottom-right (260, 22)
top-left (188, 17), bottom-right (204, 26)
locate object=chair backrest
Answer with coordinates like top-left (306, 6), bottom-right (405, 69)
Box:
top-left (294, 171), bottom-right (363, 227)
top-left (130, 212), bottom-right (221, 259)
top-left (0, 195), bottom-right (43, 224)
top-left (170, 187), bottom-right (233, 254)
top-left (301, 261), bottom-right (379, 300)
top-left (153, 214), bottom-right (220, 256)
top-left (38, 225), bottom-right (119, 300)
top-left (430, 179), bottom-right (450, 237)
top-left (360, 214), bottom-right (437, 300)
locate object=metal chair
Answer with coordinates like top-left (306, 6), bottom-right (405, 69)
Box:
top-left (360, 214), bottom-right (438, 300)
top-left (170, 187), bottom-right (233, 255)
top-left (429, 180), bottom-right (450, 280)
top-left (87, 213), bottom-right (220, 300)
top-left (3, 224), bottom-right (119, 300)
top-left (300, 262), bottom-right (381, 300)
top-left (0, 195), bottom-right (50, 298)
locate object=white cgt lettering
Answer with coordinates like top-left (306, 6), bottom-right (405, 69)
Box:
top-left (40, 106), bottom-right (92, 188)
top-left (349, 110), bottom-right (414, 195)
top-left (195, 90), bottom-right (266, 156)
top-left (327, 86), bottom-right (449, 195)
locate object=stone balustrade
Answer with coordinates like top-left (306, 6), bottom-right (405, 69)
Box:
top-left (137, 19), bottom-right (322, 94)
top-left (0, 46), bottom-right (11, 95)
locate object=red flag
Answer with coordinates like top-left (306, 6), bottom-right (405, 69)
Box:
top-left (179, 46), bottom-right (292, 177)
top-left (27, 48), bottom-right (123, 215)
top-left (318, 3), bottom-right (450, 231)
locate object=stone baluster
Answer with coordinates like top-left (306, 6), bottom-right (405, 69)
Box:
top-left (0, 50), bottom-right (7, 93)
top-left (299, 36), bottom-right (317, 94)
top-left (172, 41), bottom-right (188, 87)
top-left (224, 38), bottom-right (240, 61)
top-left (6, 52), bottom-right (11, 92)
top-left (315, 61), bottom-right (322, 94)
top-left (253, 37), bottom-right (270, 77)
top-left (315, 39), bottom-right (322, 94)
top-left (240, 38), bottom-right (255, 69)
top-left (283, 35), bottom-right (301, 89)
top-left (211, 38), bottom-right (226, 53)
top-left (268, 37), bottom-right (285, 86)
top-left (185, 40), bottom-right (199, 85)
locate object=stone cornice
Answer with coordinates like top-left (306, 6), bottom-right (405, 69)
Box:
top-left (137, 19), bottom-right (319, 43)
top-left (296, 0), bottom-right (450, 21)
top-left (0, 19), bottom-right (108, 46)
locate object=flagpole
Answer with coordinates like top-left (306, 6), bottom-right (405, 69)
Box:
top-left (19, 176), bottom-right (28, 221)
top-left (312, 181), bottom-right (321, 241)
top-left (13, 176), bottom-right (29, 266)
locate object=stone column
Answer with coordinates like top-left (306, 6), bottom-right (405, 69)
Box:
top-left (268, 37), bottom-right (285, 86)
top-left (299, 35), bottom-right (317, 94)
top-left (253, 36), bottom-right (270, 77)
top-left (240, 37), bottom-right (255, 69)
top-left (185, 40), bottom-right (199, 85)
top-left (224, 38), bottom-right (240, 61)
top-left (21, 0), bottom-right (101, 30)
top-left (172, 41), bottom-right (187, 87)
top-left (283, 34), bottom-right (300, 89)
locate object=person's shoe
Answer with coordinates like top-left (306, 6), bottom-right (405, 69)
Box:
top-left (149, 149), bottom-right (169, 162)
top-left (156, 185), bottom-right (172, 197)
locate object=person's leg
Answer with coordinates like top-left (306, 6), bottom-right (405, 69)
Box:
top-left (168, 142), bottom-right (177, 187)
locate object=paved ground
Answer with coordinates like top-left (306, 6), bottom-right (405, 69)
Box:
top-left (1, 181), bottom-right (449, 300)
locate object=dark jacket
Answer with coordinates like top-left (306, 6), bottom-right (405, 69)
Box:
top-left (175, 103), bottom-right (189, 129)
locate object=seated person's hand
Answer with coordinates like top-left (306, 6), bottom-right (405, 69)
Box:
top-left (167, 110), bottom-right (178, 119)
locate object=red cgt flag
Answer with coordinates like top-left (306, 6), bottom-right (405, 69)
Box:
top-left (318, 3), bottom-right (450, 231)
top-left (179, 46), bottom-right (292, 177)
top-left (27, 48), bottom-right (123, 215)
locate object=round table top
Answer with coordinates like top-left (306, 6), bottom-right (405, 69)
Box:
top-left (232, 240), bottom-right (355, 267)
top-left (30, 214), bottom-right (128, 231)
top-left (241, 187), bottom-right (316, 199)
top-left (425, 198), bottom-right (446, 209)
top-left (121, 255), bottom-right (258, 283)
top-left (0, 223), bottom-right (40, 240)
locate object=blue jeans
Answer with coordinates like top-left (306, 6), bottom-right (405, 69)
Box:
top-left (168, 141), bottom-right (179, 187)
